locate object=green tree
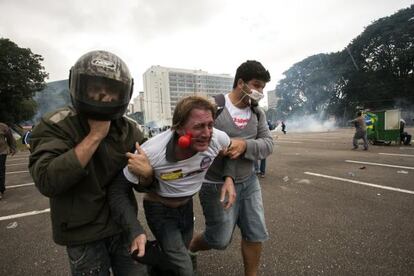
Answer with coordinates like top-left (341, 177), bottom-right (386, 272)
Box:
top-left (275, 53), bottom-right (342, 119)
top-left (0, 38), bottom-right (48, 124)
top-left (339, 5), bottom-right (414, 111)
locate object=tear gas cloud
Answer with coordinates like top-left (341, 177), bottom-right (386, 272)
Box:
top-left (274, 114), bottom-right (337, 133)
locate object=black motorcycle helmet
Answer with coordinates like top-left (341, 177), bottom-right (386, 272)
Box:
top-left (69, 50), bottom-right (134, 120)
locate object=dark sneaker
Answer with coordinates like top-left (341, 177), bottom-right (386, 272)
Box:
top-left (0, 192), bottom-right (3, 200)
top-left (131, 240), bottom-right (162, 266)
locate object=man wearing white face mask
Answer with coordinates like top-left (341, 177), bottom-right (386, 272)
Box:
top-left (190, 60), bottom-right (273, 276)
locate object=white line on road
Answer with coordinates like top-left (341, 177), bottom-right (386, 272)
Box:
top-left (345, 160), bottom-right (414, 170)
top-left (400, 147), bottom-right (414, 150)
top-left (0, 208), bottom-right (50, 222)
top-left (304, 172), bottom-right (414, 195)
top-left (274, 141), bottom-right (303, 144)
top-left (6, 163), bottom-right (28, 166)
top-left (7, 157), bottom-right (28, 161)
top-left (6, 170), bottom-right (29, 175)
top-left (7, 183), bottom-right (34, 189)
top-left (277, 138), bottom-right (332, 142)
top-left (379, 153), bottom-right (414, 158)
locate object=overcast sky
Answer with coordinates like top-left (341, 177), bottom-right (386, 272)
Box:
top-left (0, 0), bottom-right (412, 101)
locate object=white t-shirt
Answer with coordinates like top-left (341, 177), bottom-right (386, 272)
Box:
top-left (225, 93), bottom-right (251, 129)
top-left (123, 128), bottom-right (230, 197)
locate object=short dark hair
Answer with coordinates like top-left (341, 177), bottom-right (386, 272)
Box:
top-left (233, 60), bottom-right (271, 88)
top-left (171, 96), bottom-right (216, 130)
top-left (357, 111), bottom-right (362, 116)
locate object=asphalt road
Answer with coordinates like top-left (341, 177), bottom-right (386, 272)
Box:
top-left (1, 128), bottom-right (413, 275)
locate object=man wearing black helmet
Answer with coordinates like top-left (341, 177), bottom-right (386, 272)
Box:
top-left (29, 51), bottom-right (148, 275)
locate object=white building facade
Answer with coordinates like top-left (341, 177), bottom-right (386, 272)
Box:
top-left (143, 65), bottom-right (233, 125)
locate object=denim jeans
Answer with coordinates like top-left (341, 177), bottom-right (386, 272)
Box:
top-left (143, 199), bottom-right (194, 276)
top-left (0, 154), bottom-right (6, 193)
top-left (199, 174), bottom-right (268, 249)
top-left (66, 233), bottom-right (148, 276)
top-left (254, 159), bottom-right (266, 174)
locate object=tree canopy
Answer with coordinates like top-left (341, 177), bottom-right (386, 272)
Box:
top-left (0, 38), bottom-right (48, 125)
top-left (272, 5), bottom-right (414, 124)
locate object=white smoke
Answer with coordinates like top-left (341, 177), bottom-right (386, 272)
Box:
top-left (274, 114), bottom-right (337, 133)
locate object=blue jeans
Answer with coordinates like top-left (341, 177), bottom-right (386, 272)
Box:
top-left (143, 199), bottom-right (194, 276)
top-left (199, 174), bottom-right (268, 250)
top-left (254, 159), bottom-right (266, 174)
top-left (66, 233), bottom-right (148, 276)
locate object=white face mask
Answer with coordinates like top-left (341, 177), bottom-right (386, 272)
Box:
top-left (242, 83), bottom-right (264, 102)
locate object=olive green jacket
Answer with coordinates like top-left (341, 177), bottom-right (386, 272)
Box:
top-left (29, 106), bottom-right (144, 246)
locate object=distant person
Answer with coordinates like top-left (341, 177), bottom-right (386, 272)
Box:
top-left (281, 121), bottom-right (286, 134)
top-left (254, 159), bottom-right (266, 178)
top-left (255, 120), bottom-right (272, 178)
top-left (349, 111), bottom-right (368, 150)
top-left (189, 60), bottom-right (273, 276)
top-left (109, 96), bottom-right (235, 276)
top-left (400, 119), bottom-right (412, 145)
top-left (0, 122), bottom-right (17, 200)
top-left (29, 50), bottom-right (148, 275)
top-left (22, 126), bottom-right (33, 150)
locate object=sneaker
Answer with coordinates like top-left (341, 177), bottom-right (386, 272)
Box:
top-left (131, 240), bottom-right (162, 266)
top-left (260, 173), bottom-right (265, 178)
top-left (352, 147), bottom-right (358, 150)
top-left (0, 192), bottom-right (3, 200)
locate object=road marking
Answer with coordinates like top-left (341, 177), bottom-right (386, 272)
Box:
top-left (379, 153), bottom-right (414, 158)
top-left (345, 160), bottom-right (414, 170)
top-left (6, 170), bottom-right (29, 175)
top-left (0, 208), bottom-right (50, 222)
top-left (6, 163), bottom-right (28, 166)
top-left (7, 157), bottom-right (28, 161)
top-left (275, 141), bottom-right (303, 144)
top-left (277, 138), bottom-right (332, 142)
top-left (304, 172), bottom-right (414, 195)
top-left (7, 183), bottom-right (34, 189)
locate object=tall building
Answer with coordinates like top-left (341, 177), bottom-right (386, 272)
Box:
top-left (143, 65), bottom-right (233, 125)
top-left (132, 91), bottom-right (145, 113)
top-left (267, 89), bottom-right (279, 110)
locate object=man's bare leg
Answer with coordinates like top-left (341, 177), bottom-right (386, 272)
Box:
top-left (241, 240), bottom-right (262, 276)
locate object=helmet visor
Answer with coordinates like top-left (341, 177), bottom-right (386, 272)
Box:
top-left (76, 74), bottom-right (132, 105)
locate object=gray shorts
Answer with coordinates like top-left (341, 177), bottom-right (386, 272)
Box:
top-left (199, 174), bottom-right (268, 249)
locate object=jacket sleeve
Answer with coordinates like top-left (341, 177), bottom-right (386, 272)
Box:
top-left (244, 109), bottom-right (274, 161)
top-left (108, 171), bottom-right (145, 244)
top-left (29, 121), bottom-right (88, 197)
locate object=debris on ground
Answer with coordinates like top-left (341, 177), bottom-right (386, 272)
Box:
top-left (297, 179), bottom-right (311, 184)
top-left (347, 172), bottom-right (356, 177)
top-left (359, 166), bottom-right (366, 170)
top-left (6, 221), bottom-right (18, 229)
top-left (397, 170), bottom-right (408, 174)
top-left (283, 176), bottom-right (289, 182)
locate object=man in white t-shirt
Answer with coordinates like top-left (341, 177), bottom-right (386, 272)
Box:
top-left (108, 96), bottom-right (236, 276)
top-left (190, 60), bottom-right (273, 276)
